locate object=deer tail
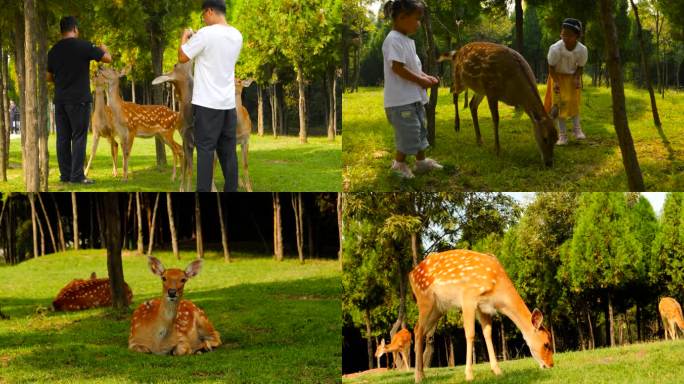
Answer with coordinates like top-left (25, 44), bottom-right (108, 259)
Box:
top-left (437, 51), bottom-right (457, 63)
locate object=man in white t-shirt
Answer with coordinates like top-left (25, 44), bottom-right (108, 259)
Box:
top-left (178, 0), bottom-right (243, 192)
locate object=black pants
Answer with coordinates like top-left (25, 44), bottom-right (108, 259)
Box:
top-left (55, 103), bottom-right (90, 182)
top-left (193, 105), bottom-right (238, 192)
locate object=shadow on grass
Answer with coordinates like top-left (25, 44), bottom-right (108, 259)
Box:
top-left (0, 276), bottom-right (340, 383)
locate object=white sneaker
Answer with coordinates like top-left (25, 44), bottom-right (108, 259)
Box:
top-left (556, 134), bottom-right (568, 146)
top-left (391, 161), bottom-right (415, 179)
top-left (573, 127), bottom-right (586, 140)
top-left (414, 158), bottom-right (444, 174)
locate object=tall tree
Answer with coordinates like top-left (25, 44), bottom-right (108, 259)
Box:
top-left (195, 192), bottom-right (203, 259)
top-left (166, 192), bottom-right (179, 260)
top-left (23, 0), bottom-right (39, 192)
top-left (630, 0), bottom-right (661, 129)
top-left (146, 193), bottom-right (160, 256)
top-left (99, 193), bottom-right (128, 310)
top-left (136, 192), bottom-right (144, 255)
top-left (292, 193), bottom-right (304, 263)
top-left (273, 192), bottom-right (283, 261)
top-left (217, 193), bottom-right (230, 263)
top-left (71, 192), bottom-right (79, 250)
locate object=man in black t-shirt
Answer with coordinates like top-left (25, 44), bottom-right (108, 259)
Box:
top-left (47, 16), bottom-right (112, 184)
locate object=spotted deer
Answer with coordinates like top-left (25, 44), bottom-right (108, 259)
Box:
top-left (85, 70), bottom-right (118, 178)
top-left (97, 67), bottom-right (184, 181)
top-left (659, 297), bottom-right (684, 340)
top-left (410, 249), bottom-right (553, 383)
top-left (375, 328), bottom-right (412, 371)
top-left (438, 42), bottom-right (557, 167)
top-left (52, 272), bottom-right (133, 311)
top-left (235, 78), bottom-right (254, 192)
top-left (128, 257), bottom-right (221, 355)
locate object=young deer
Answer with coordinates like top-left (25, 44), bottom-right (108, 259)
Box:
top-left (52, 272), bottom-right (133, 311)
top-left (97, 67), bottom-right (184, 182)
top-left (235, 78), bottom-right (254, 192)
top-left (85, 70), bottom-right (118, 178)
top-left (659, 297), bottom-right (684, 340)
top-left (438, 42), bottom-right (557, 167)
top-left (128, 257), bottom-right (221, 355)
top-left (375, 328), bottom-right (412, 371)
top-left (410, 250), bottom-right (553, 383)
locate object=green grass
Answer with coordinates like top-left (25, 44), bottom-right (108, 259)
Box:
top-left (0, 250), bottom-right (341, 383)
top-left (342, 82), bottom-right (684, 191)
top-left (1, 132), bottom-right (341, 192)
top-left (343, 339), bottom-right (684, 383)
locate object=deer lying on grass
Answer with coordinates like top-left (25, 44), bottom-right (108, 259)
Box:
top-left (438, 42), bottom-right (558, 167)
top-left (97, 67), bottom-right (184, 181)
top-left (85, 71), bottom-right (117, 178)
top-left (659, 297), bottom-right (684, 340)
top-left (375, 328), bottom-right (412, 370)
top-left (410, 249), bottom-right (553, 382)
top-left (128, 257), bottom-right (221, 355)
top-left (152, 63), bottom-right (254, 191)
top-left (52, 272), bottom-right (133, 311)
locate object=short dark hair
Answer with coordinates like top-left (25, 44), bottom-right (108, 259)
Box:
top-left (60, 16), bottom-right (78, 34)
top-left (562, 18), bottom-right (582, 36)
top-left (202, 0), bottom-right (226, 15)
top-left (383, 0), bottom-right (424, 21)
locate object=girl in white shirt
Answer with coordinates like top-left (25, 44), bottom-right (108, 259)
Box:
top-left (543, 18), bottom-right (588, 145)
top-left (382, 0), bottom-right (442, 179)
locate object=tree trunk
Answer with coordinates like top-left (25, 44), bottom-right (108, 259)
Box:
top-left (29, 193), bottom-right (38, 257)
top-left (587, 308), bottom-right (595, 349)
top-left (448, 334), bottom-right (455, 366)
top-left (296, 62), bottom-right (308, 144)
top-left (1, 49), bottom-right (9, 178)
top-left (166, 192), bottom-right (179, 260)
top-left (257, 85), bottom-right (264, 136)
top-left (217, 192), bottom-right (230, 262)
top-left (134, 192), bottom-right (143, 255)
top-left (37, 7), bottom-right (48, 191)
top-left (423, 6), bottom-right (438, 146)
top-left (23, 0), bottom-right (39, 192)
top-left (337, 193), bottom-right (343, 265)
top-left (149, 21), bottom-right (167, 169)
top-left (364, 308), bottom-right (374, 370)
top-left (411, 232), bottom-right (418, 267)
top-left (195, 192), bottom-right (204, 259)
top-left (630, 0), bottom-right (661, 129)
top-left (501, 320), bottom-right (508, 360)
top-left (51, 194), bottom-right (65, 251)
top-left (577, 313), bottom-right (586, 350)
top-left (36, 193), bottom-right (56, 253)
top-left (71, 192), bottom-right (79, 250)
top-left (0, 43), bottom-right (6, 181)
top-left (269, 84), bottom-right (278, 138)
top-left (273, 192), bottom-right (283, 261)
top-left (636, 303), bottom-right (642, 342)
top-left (99, 193), bottom-right (127, 310)
top-left (328, 67), bottom-right (338, 141)
top-left (515, 0), bottom-right (523, 53)
top-left (599, 0), bottom-right (645, 191)
top-left (291, 193), bottom-right (304, 263)
top-left (36, 200), bottom-right (45, 256)
top-left (146, 193), bottom-right (160, 256)
top-left (606, 293), bottom-right (615, 347)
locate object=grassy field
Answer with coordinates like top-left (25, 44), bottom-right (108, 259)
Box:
top-left (0, 250), bottom-right (341, 383)
top-left (342, 81), bottom-right (684, 191)
top-left (343, 339), bottom-right (684, 383)
top-left (1, 132), bottom-right (341, 192)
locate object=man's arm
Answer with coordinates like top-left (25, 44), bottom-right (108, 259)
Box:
top-left (98, 44), bottom-right (112, 63)
top-left (178, 29), bottom-right (193, 63)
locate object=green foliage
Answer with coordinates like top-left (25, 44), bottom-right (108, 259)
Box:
top-left (0, 250), bottom-right (340, 383)
top-left (651, 193), bottom-right (684, 297)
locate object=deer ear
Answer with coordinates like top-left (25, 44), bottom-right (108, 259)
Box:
top-left (152, 75), bottom-right (171, 86)
top-left (90, 272), bottom-right (97, 279)
top-left (148, 256), bottom-right (165, 276)
top-left (531, 308), bottom-right (544, 330)
top-left (185, 259), bottom-right (203, 278)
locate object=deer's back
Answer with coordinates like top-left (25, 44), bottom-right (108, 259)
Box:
top-left (121, 102), bottom-right (179, 134)
top-left (53, 278), bottom-right (133, 311)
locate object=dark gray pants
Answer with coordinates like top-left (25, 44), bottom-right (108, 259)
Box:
top-left (193, 105), bottom-right (238, 192)
top-left (55, 103), bottom-right (90, 182)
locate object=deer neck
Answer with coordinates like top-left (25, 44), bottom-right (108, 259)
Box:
top-left (106, 78), bottom-right (125, 118)
top-left (497, 286), bottom-right (537, 342)
top-left (177, 76), bottom-right (193, 124)
top-left (94, 87), bottom-right (106, 114)
top-left (156, 297), bottom-right (180, 338)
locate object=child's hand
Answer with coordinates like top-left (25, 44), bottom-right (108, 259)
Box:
top-left (419, 75), bottom-right (439, 89)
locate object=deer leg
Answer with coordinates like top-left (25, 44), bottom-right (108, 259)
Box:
top-left (469, 93), bottom-right (485, 146)
top-left (463, 299), bottom-right (477, 381)
top-left (415, 305), bottom-right (441, 383)
top-left (477, 311), bottom-right (502, 375)
top-left (84, 130), bottom-right (100, 177)
top-left (109, 137), bottom-right (119, 178)
top-left (453, 93), bottom-right (460, 132)
top-left (487, 97), bottom-right (501, 156)
top-left (196, 311), bottom-right (222, 351)
top-left (181, 127), bottom-right (194, 192)
top-left (403, 345), bottom-right (411, 370)
top-left (241, 141), bottom-right (252, 192)
top-left (129, 343), bottom-right (151, 354)
top-left (172, 342), bottom-right (192, 356)
top-left (123, 136), bottom-right (135, 182)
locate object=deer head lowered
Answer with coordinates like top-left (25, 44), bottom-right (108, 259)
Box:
top-left (128, 257), bottom-right (221, 355)
top-left (410, 249), bottom-right (553, 382)
top-left (438, 42), bottom-right (557, 167)
top-left (375, 328), bottom-right (412, 371)
top-left (52, 272), bottom-right (133, 311)
top-left (659, 297), bottom-right (684, 341)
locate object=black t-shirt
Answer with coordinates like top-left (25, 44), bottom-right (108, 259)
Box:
top-left (47, 38), bottom-right (104, 104)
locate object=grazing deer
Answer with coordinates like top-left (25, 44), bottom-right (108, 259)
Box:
top-left (97, 67), bottom-right (184, 182)
top-left (375, 328), bottom-right (412, 371)
top-left (52, 272), bottom-right (133, 311)
top-left (128, 257), bottom-right (221, 355)
top-left (438, 42), bottom-right (557, 167)
top-left (659, 297), bottom-right (684, 340)
top-left (410, 250), bottom-right (553, 383)
top-left (85, 70), bottom-right (118, 178)
top-left (235, 78), bottom-right (254, 192)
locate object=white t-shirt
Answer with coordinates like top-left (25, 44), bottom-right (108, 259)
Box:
top-left (382, 30), bottom-right (428, 108)
top-left (547, 39), bottom-right (588, 75)
top-left (182, 24), bottom-right (243, 110)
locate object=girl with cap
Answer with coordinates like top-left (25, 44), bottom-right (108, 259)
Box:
top-left (544, 18), bottom-right (588, 145)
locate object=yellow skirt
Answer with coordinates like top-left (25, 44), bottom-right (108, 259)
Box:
top-left (544, 74), bottom-right (581, 119)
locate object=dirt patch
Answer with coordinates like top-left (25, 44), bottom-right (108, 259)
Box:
top-left (342, 368), bottom-right (389, 379)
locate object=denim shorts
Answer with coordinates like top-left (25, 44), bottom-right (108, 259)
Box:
top-left (385, 102), bottom-right (429, 155)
